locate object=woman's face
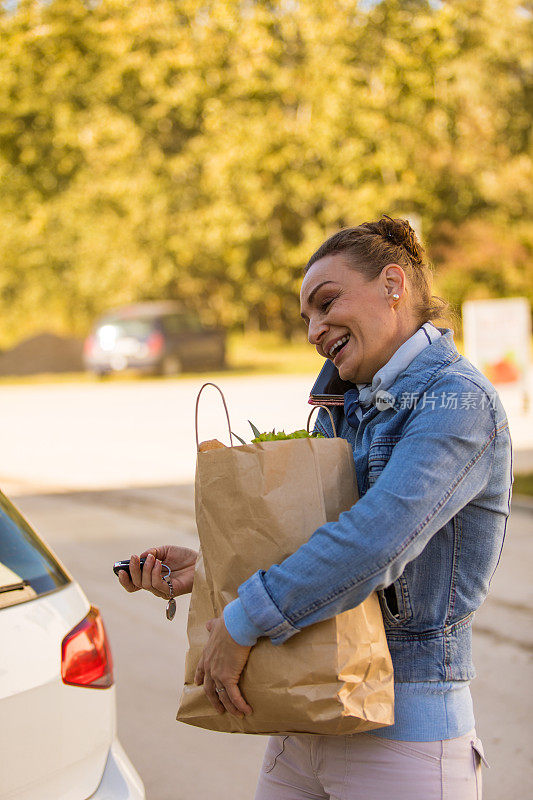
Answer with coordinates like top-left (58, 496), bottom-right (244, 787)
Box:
top-left (300, 254), bottom-right (407, 383)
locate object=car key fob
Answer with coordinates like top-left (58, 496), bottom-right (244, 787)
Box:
top-left (113, 557), bottom-right (147, 578)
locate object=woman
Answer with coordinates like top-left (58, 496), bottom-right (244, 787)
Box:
top-left (120, 216), bottom-right (512, 799)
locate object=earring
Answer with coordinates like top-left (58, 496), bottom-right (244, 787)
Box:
top-left (392, 293), bottom-right (400, 301)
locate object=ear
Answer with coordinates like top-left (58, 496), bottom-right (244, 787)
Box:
top-left (381, 264), bottom-right (405, 304)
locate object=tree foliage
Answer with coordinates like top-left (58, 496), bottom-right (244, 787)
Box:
top-left (0, 0), bottom-right (531, 346)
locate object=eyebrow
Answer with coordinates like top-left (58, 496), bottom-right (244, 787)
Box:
top-left (300, 281), bottom-right (336, 320)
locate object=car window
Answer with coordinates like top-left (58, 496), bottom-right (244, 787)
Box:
top-left (95, 319), bottom-right (155, 344)
top-left (0, 493), bottom-right (70, 610)
top-left (161, 314), bottom-right (204, 334)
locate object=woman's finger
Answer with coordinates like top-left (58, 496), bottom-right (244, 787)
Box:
top-left (203, 674), bottom-right (226, 714)
top-left (129, 555), bottom-right (142, 588)
top-left (194, 655), bottom-right (205, 686)
top-left (141, 553), bottom-right (155, 590)
top-left (224, 682), bottom-right (252, 716)
top-left (213, 684), bottom-right (243, 718)
top-left (151, 558), bottom-right (170, 599)
top-left (139, 547), bottom-right (159, 560)
top-left (117, 569), bottom-right (139, 593)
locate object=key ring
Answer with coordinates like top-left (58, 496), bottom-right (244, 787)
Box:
top-left (160, 562), bottom-right (176, 621)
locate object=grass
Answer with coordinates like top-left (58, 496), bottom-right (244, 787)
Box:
top-left (513, 473), bottom-right (533, 497)
top-left (0, 332), bottom-right (324, 386)
top-left (227, 331), bottom-right (323, 375)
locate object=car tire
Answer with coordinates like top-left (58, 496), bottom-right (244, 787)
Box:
top-left (160, 355), bottom-right (182, 376)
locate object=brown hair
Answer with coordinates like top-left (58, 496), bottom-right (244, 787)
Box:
top-left (305, 216), bottom-right (449, 325)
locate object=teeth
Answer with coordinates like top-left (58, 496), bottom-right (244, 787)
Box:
top-left (328, 335), bottom-right (349, 357)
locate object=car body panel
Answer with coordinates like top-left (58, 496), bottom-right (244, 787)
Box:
top-left (0, 582), bottom-right (88, 698)
top-left (0, 489), bottom-right (145, 800)
top-left (0, 583), bottom-right (116, 800)
top-left (89, 739), bottom-right (145, 800)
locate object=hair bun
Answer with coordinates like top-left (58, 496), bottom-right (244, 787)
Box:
top-left (306, 216), bottom-right (451, 327)
top-left (380, 215), bottom-right (425, 265)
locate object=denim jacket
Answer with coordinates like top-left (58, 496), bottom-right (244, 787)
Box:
top-left (234, 331), bottom-right (513, 683)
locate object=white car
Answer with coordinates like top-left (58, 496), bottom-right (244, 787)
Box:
top-left (0, 489), bottom-right (145, 800)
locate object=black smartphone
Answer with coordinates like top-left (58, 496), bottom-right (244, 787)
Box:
top-left (309, 359), bottom-right (354, 406)
top-left (113, 557), bottom-right (147, 579)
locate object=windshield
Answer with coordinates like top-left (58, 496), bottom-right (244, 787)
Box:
top-left (0, 493), bottom-right (69, 608)
top-left (95, 318), bottom-right (155, 347)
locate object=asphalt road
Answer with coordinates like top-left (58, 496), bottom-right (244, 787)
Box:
top-left (4, 483), bottom-right (531, 800)
top-left (0, 373), bottom-right (532, 492)
top-left (0, 375), bottom-right (319, 490)
top-left (1, 376), bottom-right (532, 799)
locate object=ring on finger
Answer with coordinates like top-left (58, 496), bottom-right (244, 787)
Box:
top-left (215, 687), bottom-right (227, 695)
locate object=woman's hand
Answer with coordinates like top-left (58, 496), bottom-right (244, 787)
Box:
top-left (118, 545), bottom-right (198, 599)
top-left (195, 617), bottom-right (253, 718)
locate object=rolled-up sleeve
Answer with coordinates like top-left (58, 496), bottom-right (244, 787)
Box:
top-left (237, 376), bottom-right (499, 644)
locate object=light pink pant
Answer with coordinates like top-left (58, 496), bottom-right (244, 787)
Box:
top-left (254, 730), bottom-right (487, 800)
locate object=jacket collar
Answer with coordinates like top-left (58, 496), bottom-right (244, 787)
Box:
top-left (355, 322), bottom-right (442, 408)
top-left (385, 328), bottom-right (460, 405)
top-left (309, 329), bottom-right (460, 411)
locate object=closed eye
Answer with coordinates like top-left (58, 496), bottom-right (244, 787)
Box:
top-left (300, 289), bottom-right (340, 324)
top-left (320, 296), bottom-right (336, 313)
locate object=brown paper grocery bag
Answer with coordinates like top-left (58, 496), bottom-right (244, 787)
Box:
top-left (177, 384), bottom-right (394, 735)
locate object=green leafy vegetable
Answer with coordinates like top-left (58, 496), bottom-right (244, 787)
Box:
top-left (248, 420), bottom-right (262, 438)
top-left (248, 421), bottom-right (324, 443)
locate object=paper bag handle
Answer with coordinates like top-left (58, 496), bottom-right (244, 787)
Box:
top-left (307, 406), bottom-right (337, 437)
top-left (195, 383), bottom-right (235, 451)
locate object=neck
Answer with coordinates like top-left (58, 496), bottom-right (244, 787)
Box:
top-left (363, 317), bottom-right (423, 384)
top-left (389, 316), bottom-right (423, 359)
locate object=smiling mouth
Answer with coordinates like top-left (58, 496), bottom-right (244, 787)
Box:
top-left (328, 335), bottom-right (350, 362)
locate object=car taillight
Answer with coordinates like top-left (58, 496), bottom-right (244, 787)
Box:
top-left (146, 330), bottom-right (164, 355)
top-left (83, 335), bottom-right (96, 357)
top-left (61, 606), bottom-right (114, 689)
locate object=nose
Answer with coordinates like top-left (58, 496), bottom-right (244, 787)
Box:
top-left (307, 316), bottom-right (328, 347)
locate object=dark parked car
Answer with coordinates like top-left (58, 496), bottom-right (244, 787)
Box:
top-left (83, 302), bottom-right (226, 376)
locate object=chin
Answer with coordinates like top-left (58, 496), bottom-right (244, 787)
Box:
top-left (338, 363), bottom-right (357, 383)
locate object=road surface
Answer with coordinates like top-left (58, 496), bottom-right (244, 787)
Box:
top-left (1, 376), bottom-right (532, 799)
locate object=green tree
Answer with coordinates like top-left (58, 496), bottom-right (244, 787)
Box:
top-left (0, 0), bottom-right (531, 346)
